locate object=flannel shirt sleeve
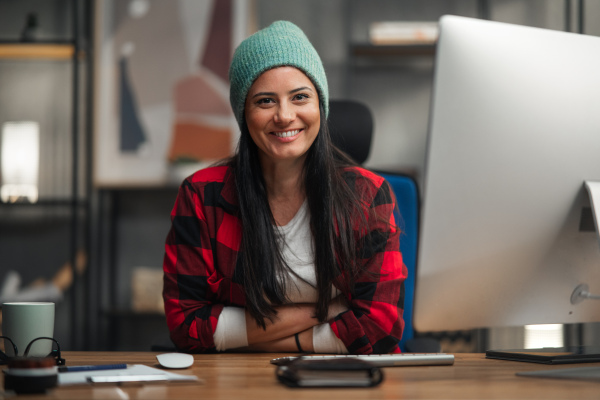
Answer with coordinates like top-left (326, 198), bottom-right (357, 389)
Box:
top-left (162, 178), bottom-right (224, 353)
top-left (329, 174), bottom-right (407, 354)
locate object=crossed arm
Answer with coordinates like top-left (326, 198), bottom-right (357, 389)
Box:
top-left (243, 304), bottom-right (317, 352)
top-left (242, 296), bottom-right (349, 352)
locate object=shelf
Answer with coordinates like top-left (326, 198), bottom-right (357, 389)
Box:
top-left (0, 43), bottom-right (74, 59)
top-left (0, 199), bottom-right (90, 224)
top-left (351, 43), bottom-right (436, 57)
top-left (0, 199), bottom-right (88, 207)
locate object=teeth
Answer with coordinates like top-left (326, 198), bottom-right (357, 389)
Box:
top-left (273, 129), bottom-right (300, 138)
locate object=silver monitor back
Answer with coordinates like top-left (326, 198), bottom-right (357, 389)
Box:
top-left (414, 15), bottom-right (600, 332)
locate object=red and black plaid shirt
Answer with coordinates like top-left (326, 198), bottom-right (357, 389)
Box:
top-left (163, 165), bottom-right (407, 354)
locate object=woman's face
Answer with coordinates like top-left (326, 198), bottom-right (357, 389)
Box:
top-left (244, 66), bottom-right (320, 166)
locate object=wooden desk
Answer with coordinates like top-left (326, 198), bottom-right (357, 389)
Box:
top-left (2, 352), bottom-right (600, 399)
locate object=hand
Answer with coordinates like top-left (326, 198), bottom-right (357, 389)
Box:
top-left (327, 295), bottom-right (349, 320)
top-left (246, 303), bottom-right (319, 345)
top-left (243, 328), bottom-right (314, 353)
top-left (244, 336), bottom-right (295, 352)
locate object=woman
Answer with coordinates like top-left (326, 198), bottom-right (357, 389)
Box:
top-left (163, 21), bottom-right (406, 354)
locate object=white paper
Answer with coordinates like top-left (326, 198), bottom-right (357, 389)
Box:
top-left (58, 364), bottom-right (199, 386)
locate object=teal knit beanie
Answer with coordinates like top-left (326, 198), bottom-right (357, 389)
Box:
top-left (229, 21), bottom-right (329, 129)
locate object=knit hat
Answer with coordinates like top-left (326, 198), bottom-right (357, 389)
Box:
top-left (229, 21), bottom-right (329, 129)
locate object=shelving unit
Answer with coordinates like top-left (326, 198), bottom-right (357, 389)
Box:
top-left (0, 0), bottom-right (93, 351)
top-left (96, 186), bottom-right (177, 350)
top-left (351, 43), bottom-right (436, 58)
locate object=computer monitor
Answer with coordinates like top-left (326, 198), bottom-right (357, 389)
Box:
top-left (414, 15), bottom-right (600, 333)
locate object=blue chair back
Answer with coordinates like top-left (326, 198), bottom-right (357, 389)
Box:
top-left (377, 172), bottom-right (419, 352)
top-left (329, 99), bottom-right (420, 352)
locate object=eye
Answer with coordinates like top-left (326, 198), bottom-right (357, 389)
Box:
top-left (292, 93), bottom-right (309, 101)
top-left (256, 97), bottom-right (275, 105)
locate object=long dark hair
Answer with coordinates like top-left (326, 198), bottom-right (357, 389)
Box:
top-left (230, 103), bottom-right (370, 328)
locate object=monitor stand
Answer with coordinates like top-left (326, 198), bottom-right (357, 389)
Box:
top-left (570, 181), bottom-right (600, 304)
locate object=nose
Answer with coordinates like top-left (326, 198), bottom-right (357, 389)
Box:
top-left (274, 101), bottom-right (295, 125)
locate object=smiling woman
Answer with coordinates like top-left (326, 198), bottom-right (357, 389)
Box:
top-left (162, 21), bottom-right (407, 356)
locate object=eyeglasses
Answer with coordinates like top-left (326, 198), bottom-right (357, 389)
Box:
top-left (0, 336), bottom-right (65, 366)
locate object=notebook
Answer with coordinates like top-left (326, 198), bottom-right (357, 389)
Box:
top-left (486, 346), bottom-right (600, 364)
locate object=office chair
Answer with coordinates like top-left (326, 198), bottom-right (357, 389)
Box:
top-left (328, 99), bottom-right (439, 353)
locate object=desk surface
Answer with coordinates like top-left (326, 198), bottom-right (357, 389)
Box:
top-left (2, 352), bottom-right (600, 399)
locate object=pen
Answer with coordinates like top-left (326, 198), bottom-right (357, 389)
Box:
top-left (58, 364), bottom-right (128, 373)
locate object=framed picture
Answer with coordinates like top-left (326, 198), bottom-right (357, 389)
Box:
top-left (94, 0), bottom-right (250, 187)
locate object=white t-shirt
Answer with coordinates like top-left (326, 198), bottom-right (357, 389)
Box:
top-left (213, 201), bottom-right (348, 353)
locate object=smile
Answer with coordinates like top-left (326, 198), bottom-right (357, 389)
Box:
top-left (272, 129), bottom-right (301, 138)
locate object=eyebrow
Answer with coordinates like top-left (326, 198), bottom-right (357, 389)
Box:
top-left (251, 86), bottom-right (314, 99)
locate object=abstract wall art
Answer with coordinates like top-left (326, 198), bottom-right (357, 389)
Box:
top-left (94, 0), bottom-right (250, 186)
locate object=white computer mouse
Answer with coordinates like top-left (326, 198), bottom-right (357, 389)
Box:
top-left (156, 352), bottom-right (194, 369)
